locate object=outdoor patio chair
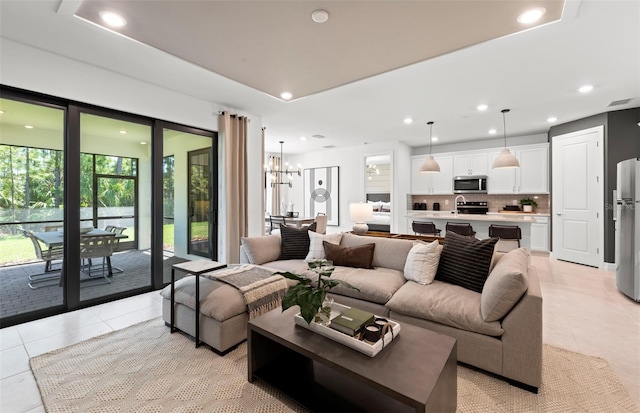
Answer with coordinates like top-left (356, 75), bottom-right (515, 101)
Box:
top-left (24, 230), bottom-right (64, 289)
top-left (109, 226), bottom-right (127, 274)
top-left (80, 234), bottom-right (115, 283)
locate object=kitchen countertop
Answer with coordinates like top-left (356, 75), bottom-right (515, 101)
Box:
top-left (406, 211), bottom-right (549, 223)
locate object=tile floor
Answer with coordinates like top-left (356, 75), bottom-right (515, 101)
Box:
top-left (1, 255), bottom-right (639, 412)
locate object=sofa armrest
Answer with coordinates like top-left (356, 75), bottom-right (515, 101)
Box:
top-left (501, 266), bottom-right (543, 389)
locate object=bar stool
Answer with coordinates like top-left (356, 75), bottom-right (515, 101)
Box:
top-left (445, 222), bottom-right (476, 237)
top-left (412, 221), bottom-right (442, 237)
top-left (489, 224), bottom-right (521, 252)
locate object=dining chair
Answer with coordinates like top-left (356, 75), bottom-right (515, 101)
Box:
top-left (314, 213), bottom-right (328, 234)
top-left (269, 215), bottom-right (286, 235)
top-left (80, 234), bottom-right (115, 283)
top-left (489, 224), bottom-right (522, 252)
top-left (24, 230), bottom-right (64, 289)
top-left (445, 222), bottom-right (476, 237)
top-left (412, 221), bottom-right (442, 237)
top-left (109, 226), bottom-right (127, 273)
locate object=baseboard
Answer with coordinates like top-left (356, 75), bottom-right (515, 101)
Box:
top-left (604, 262), bottom-right (616, 272)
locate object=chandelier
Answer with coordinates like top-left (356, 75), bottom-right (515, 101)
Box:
top-left (367, 164), bottom-right (380, 180)
top-left (265, 141), bottom-right (301, 187)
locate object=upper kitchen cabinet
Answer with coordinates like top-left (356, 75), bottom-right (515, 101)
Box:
top-left (411, 155), bottom-right (454, 194)
top-left (488, 144), bottom-right (549, 194)
top-left (453, 152), bottom-right (488, 176)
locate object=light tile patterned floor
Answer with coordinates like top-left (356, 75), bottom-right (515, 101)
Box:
top-left (1, 256), bottom-right (638, 412)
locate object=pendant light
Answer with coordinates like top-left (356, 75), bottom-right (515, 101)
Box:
top-left (419, 121), bottom-right (440, 173)
top-left (492, 109), bottom-right (520, 169)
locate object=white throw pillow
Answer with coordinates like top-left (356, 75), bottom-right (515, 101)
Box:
top-left (305, 232), bottom-right (343, 262)
top-left (403, 240), bottom-right (443, 285)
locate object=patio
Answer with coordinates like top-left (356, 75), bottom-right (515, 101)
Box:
top-left (0, 250), bottom-right (187, 319)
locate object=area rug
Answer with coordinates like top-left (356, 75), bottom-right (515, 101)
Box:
top-left (30, 318), bottom-right (638, 413)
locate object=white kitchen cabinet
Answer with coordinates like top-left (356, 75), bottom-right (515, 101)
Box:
top-left (530, 217), bottom-right (549, 251)
top-left (488, 144), bottom-right (548, 194)
top-left (410, 155), bottom-right (453, 194)
top-left (453, 152), bottom-right (488, 176)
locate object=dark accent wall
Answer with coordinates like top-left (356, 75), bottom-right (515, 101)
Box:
top-left (548, 108), bottom-right (640, 263)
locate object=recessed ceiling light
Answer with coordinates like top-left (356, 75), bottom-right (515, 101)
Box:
top-left (119, 130), bottom-right (127, 134)
top-left (431, 137), bottom-right (438, 142)
top-left (311, 9), bottom-right (329, 23)
top-left (99, 11), bottom-right (127, 28)
top-left (404, 118), bottom-right (413, 124)
top-left (477, 104), bottom-right (488, 111)
top-left (300, 136), bottom-right (306, 141)
top-left (547, 116), bottom-right (558, 123)
top-left (578, 84), bottom-right (594, 93)
top-left (280, 92), bottom-right (293, 100)
top-left (517, 7), bottom-right (546, 24)
top-left (25, 125), bottom-right (34, 129)
top-left (140, 141), bottom-right (147, 145)
top-left (489, 129), bottom-right (497, 134)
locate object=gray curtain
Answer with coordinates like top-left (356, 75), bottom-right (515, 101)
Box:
top-left (219, 112), bottom-right (248, 263)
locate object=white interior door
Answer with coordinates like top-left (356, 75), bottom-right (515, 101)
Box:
top-left (552, 126), bottom-right (603, 267)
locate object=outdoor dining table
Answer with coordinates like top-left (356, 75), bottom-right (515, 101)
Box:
top-left (32, 228), bottom-right (128, 248)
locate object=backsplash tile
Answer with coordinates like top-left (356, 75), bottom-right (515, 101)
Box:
top-left (408, 194), bottom-right (550, 214)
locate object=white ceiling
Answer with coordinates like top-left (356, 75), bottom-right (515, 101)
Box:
top-left (0, 0), bottom-right (638, 155)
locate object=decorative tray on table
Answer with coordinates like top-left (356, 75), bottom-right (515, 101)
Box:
top-left (294, 303), bottom-right (401, 357)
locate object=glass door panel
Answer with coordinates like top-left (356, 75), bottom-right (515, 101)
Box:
top-left (188, 148), bottom-right (211, 257)
top-left (79, 113), bottom-right (151, 302)
top-left (0, 98), bottom-right (65, 322)
top-left (162, 128), bottom-right (216, 284)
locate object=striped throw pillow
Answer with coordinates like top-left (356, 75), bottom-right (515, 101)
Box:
top-left (435, 232), bottom-right (498, 293)
top-left (278, 223), bottom-right (317, 260)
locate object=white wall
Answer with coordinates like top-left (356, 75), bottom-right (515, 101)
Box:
top-left (1, 39), bottom-right (265, 261)
top-left (285, 141), bottom-right (411, 233)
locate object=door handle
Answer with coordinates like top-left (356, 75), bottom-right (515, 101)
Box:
top-left (556, 213), bottom-right (563, 216)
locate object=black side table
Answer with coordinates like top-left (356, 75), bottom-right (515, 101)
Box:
top-left (170, 260), bottom-right (226, 347)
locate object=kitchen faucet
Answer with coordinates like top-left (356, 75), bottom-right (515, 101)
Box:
top-left (454, 195), bottom-right (466, 215)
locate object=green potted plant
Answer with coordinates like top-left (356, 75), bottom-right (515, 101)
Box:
top-left (520, 198), bottom-right (538, 212)
top-left (277, 259), bottom-right (357, 325)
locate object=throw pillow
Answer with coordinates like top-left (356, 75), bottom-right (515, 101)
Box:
top-left (278, 222), bottom-right (317, 260)
top-left (241, 235), bottom-right (281, 265)
top-left (435, 231), bottom-right (499, 293)
top-left (367, 200), bottom-right (381, 212)
top-left (481, 247), bottom-right (529, 321)
top-left (305, 231), bottom-right (343, 262)
top-left (403, 240), bottom-right (443, 285)
top-left (380, 201), bottom-right (391, 212)
top-left (323, 241), bottom-right (375, 269)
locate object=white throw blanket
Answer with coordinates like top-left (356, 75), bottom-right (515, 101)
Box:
top-left (204, 264), bottom-right (288, 319)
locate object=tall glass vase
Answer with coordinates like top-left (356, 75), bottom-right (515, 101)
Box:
top-left (314, 296), bottom-right (334, 326)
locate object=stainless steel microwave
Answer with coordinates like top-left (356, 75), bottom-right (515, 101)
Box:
top-left (453, 176), bottom-right (488, 193)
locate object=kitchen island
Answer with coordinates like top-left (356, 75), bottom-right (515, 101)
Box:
top-left (406, 211), bottom-right (550, 251)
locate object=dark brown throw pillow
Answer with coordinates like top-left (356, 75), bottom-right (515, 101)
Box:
top-left (278, 222), bottom-right (317, 260)
top-left (323, 241), bottom-right (375, 269)
top-left (435, 231), bottom-right (498, 293)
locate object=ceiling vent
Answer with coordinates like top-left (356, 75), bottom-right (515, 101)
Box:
top-left (608, 98), bottom-right (632, 107)
top-left (322, 145), bottom-right (336, 149)
top-left (312, 134), bottom-right (325, 139)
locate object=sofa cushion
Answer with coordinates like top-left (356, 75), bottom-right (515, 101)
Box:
top-left (385, 280), bottom-right (503, 336)
top-left (481, 247), bottom-right (529, 322)
top-left (324, 242), bottom-right (375, 269)
top-left (306, 231), bottom-right (343, 262)
top-left (403, 240), bottom-right (443, 285)
top-left (435, 232), bottom-right (499, 293)
top-left (305, 266), bottom-right (406, 305)
top-left (278, 223), bottom-right (317, 260)
top-left (240, 235), bottom-right (281, 265)
top-left (340, 233), bottom-right (414, 271)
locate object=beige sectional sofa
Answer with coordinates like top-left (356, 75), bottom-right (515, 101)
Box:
top-left (238, 232), bottom-right (543, 391)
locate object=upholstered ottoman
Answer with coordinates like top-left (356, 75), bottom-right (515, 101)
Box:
top-left (160, 275), bottom-right (249, 353)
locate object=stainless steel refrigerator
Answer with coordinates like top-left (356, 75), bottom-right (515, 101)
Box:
top-left (615, 158), bottom-right (640, 301)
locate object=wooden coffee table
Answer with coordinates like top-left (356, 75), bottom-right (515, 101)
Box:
top-left (248, 307), bottom-right (457, 412)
